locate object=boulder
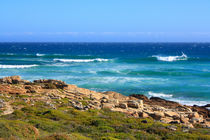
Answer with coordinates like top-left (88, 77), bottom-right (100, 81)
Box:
top-left (139, 112), bottom-right (149, 118)
top-left (149, 112), bottom-right (165, 120)
top-left (34, 79), bottom-right (68, 89)
top-left (102, 103), bottom-right (115, 109)
top-left (103, 91), bottom-right (128, 100)
top-left (127, 100), bottom-right (139, 109)
top-left (119, 103), bottom-right (127, 109)
top-left (188, 112), bottom-right (200, 119)
top-left (0, 76), bottom-right (22, 84)
top-left (180, 115), bottom-right (189, 123)
top-left (191, 105), bottom-right (209, 118)
top-left (129, 94), bottom-right (150, 103)
top-left (160, 117), bottom-right (174, 123)
top-left (150, 97), bottom-right (182, 108)
top-left (164, 111), bottom-right (179, 118)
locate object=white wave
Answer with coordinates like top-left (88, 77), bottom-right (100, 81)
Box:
top-left (0, 64), bottom-right (38, 69)
top-left (170, 98), bottom-right (210, 106)
top-left (148, 91), bottom-right (173, 98)
top-left (152, 53), bottom-right (188, 62)
top-left (148, 92), bottom-right (209, 106)
top-left (53, 58), bottom-right (109, 63)
top-left (36, 53), bottom-right (45, 56)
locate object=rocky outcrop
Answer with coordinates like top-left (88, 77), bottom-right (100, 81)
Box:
top-left (0, 76), bottom-right (209, 129)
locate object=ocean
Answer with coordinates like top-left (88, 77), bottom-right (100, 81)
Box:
top-left (0, 43), bottom-right (210, 106)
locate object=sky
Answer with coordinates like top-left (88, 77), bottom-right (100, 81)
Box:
top-left (0, 0), bottom-right (210, 42)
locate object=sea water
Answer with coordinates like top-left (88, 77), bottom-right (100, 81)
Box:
top-left (0, 43), bottom-right (210, 106)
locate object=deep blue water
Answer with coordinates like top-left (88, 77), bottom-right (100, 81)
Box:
top-left (0, 43), bottom-right (210, 105)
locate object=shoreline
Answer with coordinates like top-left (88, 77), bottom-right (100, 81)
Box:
top-left (0, 75), bottom-right (209, 129)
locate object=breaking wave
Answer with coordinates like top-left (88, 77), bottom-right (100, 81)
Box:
top-left (148, 91), bottom-right (173, 98)
top-left (152, 53), bottom-right (188, 62)
top-left (0, 64), bottom-right (38, 69)
top-left (53, 58), bottom-right (109, 63)
top-left (36, 53), bottom-right (45, 56)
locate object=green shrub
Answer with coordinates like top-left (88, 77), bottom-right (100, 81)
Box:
top-left (0, 119), bottom-right (39, 139)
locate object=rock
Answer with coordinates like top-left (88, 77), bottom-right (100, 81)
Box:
top-left (164, 111), bottom-right (179, 118)
top-left (102, 103), bottom-right (115, 109)
top-left (191, 105), bottom-right (209, 118)
top-left (129, 94), bottom-right (150, 103)
top-left (160, 117), bottom-right (174, 123)
top-left (100, 97), bottom-right (108, 103)
top-left (70, 101), bottom-right (83, 110)
top-left (119, 103), bottom-right (127, 109)
top-left (0, 76), bottom-right (21, 84)
top-left (34, 79), bottom-right (68, 89)
top-left (150, 97), bottom-right (182, 108)
top-left (103, 91), bottom-right (128, 100)
top-left (25, 85), bottom-right (32, 89)
top-left (149, 112), bottom-right (165, 120)
top-left (183, 123), bottom-right (194, 128)
top-left (137, 100), bottom-right (144, 108)
top-left (108, 99), bottom-right (119, 104)
top-left (127, 100), bottom-right (139, 109)
top-left (180, 115), bottom-right (189, 123)
top-left (139, 112), bottom-right (149, 118)
top-left (189, 117), bottom-right (203, 124)
top-left (131, 111), bottom-right (139, 118)
top-left (188, 112), bottom-right (200, 119)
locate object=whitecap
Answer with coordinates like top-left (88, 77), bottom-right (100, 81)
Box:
top-left (36, 53), bottom-right (45, 56)
top-left (0, 64), bottom-right (38, 69)
top-left (148, 91), bottom-right (173, 98)
top-left (152, 53), bottom-right (188, 62)
top-left (170, 98), bottom-right (210, 106)
top-left (53, 58), bottom-right (109, 63)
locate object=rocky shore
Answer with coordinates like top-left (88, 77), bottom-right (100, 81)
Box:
top-left (0, 75), bottom-right (209, 131)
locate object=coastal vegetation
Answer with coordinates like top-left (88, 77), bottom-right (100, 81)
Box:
top-left (0, 76), bottom-right (209, 140)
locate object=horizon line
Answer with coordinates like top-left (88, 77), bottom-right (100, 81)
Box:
top-left (0, 42), bottom-right (210, 43)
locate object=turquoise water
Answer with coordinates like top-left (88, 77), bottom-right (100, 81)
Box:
top-left (0, 43), bottom-right (210, 105)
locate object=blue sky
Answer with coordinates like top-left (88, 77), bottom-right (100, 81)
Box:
top-left (0, 0), bottom-right (210, 42)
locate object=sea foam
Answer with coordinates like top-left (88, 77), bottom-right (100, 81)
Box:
top-left (152, 53), bottom-right (188, 62)
top-left (148, 91), bottom-right (173, 98)
top-left (53, 58), bottom-right (109, 63)
top-left (0, 64), bottom-right (38, 69)
top-left (36, 53), bottom-right (45, 56)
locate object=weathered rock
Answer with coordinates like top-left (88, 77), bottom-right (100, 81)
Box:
top-left (164, 111), bottom-right (179, 118)
top-left (191, 105), bottom-right (209, 118)
top-left (127, 100), bottom-right (139, 109)
top-left (34, 79), bottom-right (68, 89)
top-left (188, 112), bottom-right (200, 119)
top-left (180, 115), bottom-right (189, 123)
top-left (119, 103), bottom-right (127, 109)
top-left (189, 117), bottom-right (203, 124)
top-left (139, 112), bottom-right (149, 118)
top-left (183, 123), bottom-right (194, 128)
top-left (150, 97), bottom-right (182, 108)
top-left (129, 94), bottom-right (150, 103)
top-left (108, 99), bottom-right (119, 104)
top-left (0, 76), bottom-right (21, 84)
top-left (149, 112), bottom-right (165, 120)
top-left (100, 97), bottom-right (108, 103)
top-left (102, 103), bottom-right (115, 109)
top-left (160, 117), bottom-right (173, 123)
top-left (103, 91), bottom-right (128, 100)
